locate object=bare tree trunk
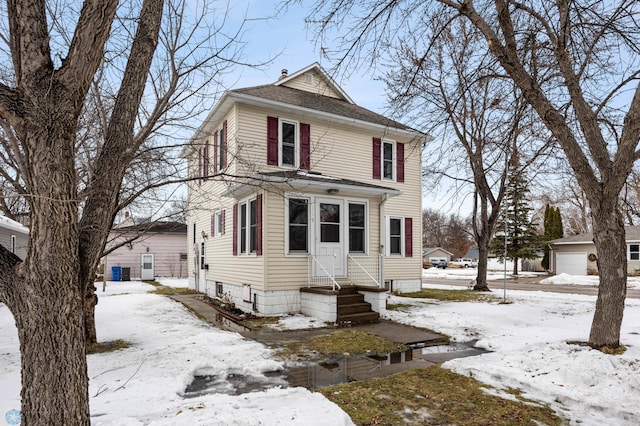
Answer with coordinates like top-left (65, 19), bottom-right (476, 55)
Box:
top-left (589, 208), bottom-right (627, 347)
top-left (84, 281), bottom-right (98, 344)
top-left (7, 113), bottom-right (89, 424)
top-left (79, 0), bottom-right (165, 345)
top-left (474, 241), bottom-right (491, 291)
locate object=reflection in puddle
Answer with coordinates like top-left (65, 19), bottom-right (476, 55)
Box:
top-left (182, 342), bottom-right (487, 397)
top-left (183, 371), bottom-right (288, 398)
top-left (285, 349), bottom-right (414, 389)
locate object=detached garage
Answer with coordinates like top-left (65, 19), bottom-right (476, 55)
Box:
top-left (555, 252), bottom-right (587, 275)
top-left (549, 225), bottom-right (640, 276)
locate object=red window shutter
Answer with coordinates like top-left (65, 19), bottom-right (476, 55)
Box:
top-left (396, 142), bottom-right (404, 183)
top-left (211, 215), bottom-right (215, 237)
top-left (267, 116), bottom-right (278, 165)
top-left (256, 194), bottom-right (263, 256)
top-left (222, 120), bottom-right (228, 168)
top-left (221, 209), bottom-right (225, 235)
top-left (372, 138), bottom-right (381, 179)
top-left (300, 123), bottom-right (310, 170)
top-left (213, 132), bottom-right (218, 173)
top-left (232, 204), bottom-right (238, 256)
top-left (404, 217), bottom-right (413, 257)
top-left (198, 147), bottom-right (203, 186)
top-left (204, 140), bottom-right (210, 179)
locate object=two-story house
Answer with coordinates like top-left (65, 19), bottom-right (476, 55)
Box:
top-left (186, 63), bottom-right (425, 323)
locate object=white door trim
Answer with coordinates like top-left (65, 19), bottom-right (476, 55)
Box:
top-left (141, 253), bottom-right (155, 280)
top-left (314, 197), bottom-right (346, 277)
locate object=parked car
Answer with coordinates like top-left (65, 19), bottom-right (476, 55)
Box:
top-left (433, 259), bottom-right (449, 269)
top-left (450, 258), bottom-right (478, 268)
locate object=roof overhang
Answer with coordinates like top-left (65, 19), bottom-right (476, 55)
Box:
top-left (221, 171), bottom-right (402, 199)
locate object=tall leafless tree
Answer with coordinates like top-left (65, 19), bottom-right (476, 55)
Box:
top-left (0, 1), bottom-right (256, 423)
top-left (301, 0), bottom-right (640, 349)
top-left (386, 19), bottom-right (551, 290)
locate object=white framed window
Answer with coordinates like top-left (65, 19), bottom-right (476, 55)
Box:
top-left (239, 198), bottom-right (258, 254)
top-left (629, 244), bottom-right (639, 261)
top-left (386, 215), bottom-right (404, 256)
top-left (286, 197), bottom-right (309, 254)
top-left (216, 127), bottom-right (224, 172)
top-left (213, 210), bottom-right (224, 236)
top-left (279, 119), bottom-right (299, 167)
top-left (348, 202), bottom-right (367, 253)
top-left (10, 235), bottom-right (16, 254)
top-left (382, 140), bottom-right (395, 180)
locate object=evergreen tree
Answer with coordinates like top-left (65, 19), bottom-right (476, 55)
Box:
top-left (541, 205), bottom-right (564, 270)
top-left (490, 155), bottom-right (540, 274)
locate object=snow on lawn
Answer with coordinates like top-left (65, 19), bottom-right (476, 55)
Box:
top-left (385, 287), bottom-right (640, 425)
top-left (541, 273), bottom-right (640, 289)
top-left (155, 277), bottom-right (189, 288)
top-left (0, 281), bottom-right (353, 425)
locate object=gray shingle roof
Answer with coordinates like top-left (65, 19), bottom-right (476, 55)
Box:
top-left (232, 84), bottom-right (413, 131)
top-left (551, 225), bottom-right (640, 244)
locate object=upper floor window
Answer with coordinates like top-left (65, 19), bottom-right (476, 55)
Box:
top-left (267, 116), bottom-right (310, 169)
top-left (382, 141), bottom-right (394, 180)
top-left (373, 138), bottom-right (404, 182)
top-left (10, 235), bottom-right (16, 254)
top-left (629, 244), bottom-right (639, 261)
top-left (280, 120), bottom-right (298, 167)
top-left (214, 121), bottom-right (227, 172)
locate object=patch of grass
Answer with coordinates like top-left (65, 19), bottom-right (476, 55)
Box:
top-left (319, 365), bottom-right (564, 425)
top-left (243, 316), bottom-right (282, 329)
top-left (597, 344), bottom-right (627, 355)
top-left (87, 339), bottom-right (131, 354)
top-left (277, 330), bottom-right (406, 361)
top-left (151, 286), bottom-right (199, 295)
top-left (400, 288), bottom-right (496, 302)
top-left (567, 341), bottom-right (627, 355)
top-left (386, 303), bottom-right (415, 311)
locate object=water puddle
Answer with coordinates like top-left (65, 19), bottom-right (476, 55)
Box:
top-left (182, 342), bottom-right (486, 397)
top-left (183, 370), bottom-right (287, 398)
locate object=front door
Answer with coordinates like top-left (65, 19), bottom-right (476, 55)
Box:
top-left (314, 198), bottom-right (345, 277)
top-left (141, 253), bottom-right (155, 280)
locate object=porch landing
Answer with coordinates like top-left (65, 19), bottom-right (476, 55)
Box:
top-left (300, 285), bottom-right (386, 324)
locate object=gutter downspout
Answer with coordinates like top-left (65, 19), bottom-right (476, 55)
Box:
top-left (379, 193), bottom-right (390, 289)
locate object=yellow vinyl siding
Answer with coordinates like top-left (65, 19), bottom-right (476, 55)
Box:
top-left (188, 83), bottom-right (423, 294)
top-left (280, 72), bottom-right (343, 99)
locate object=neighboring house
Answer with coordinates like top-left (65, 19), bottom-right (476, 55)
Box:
top-left (0, 215), bottom-right (28, 259)
top-left (185, 63), bottom-right (426, 322)
top-left (549, 226), bottom-right (640, 275)
top-left (103, 221), bottom-right (188, 280)
top-left (422, 247), bottom-right (454, 264)
top-left (462, 248), bottom-right (479, 260)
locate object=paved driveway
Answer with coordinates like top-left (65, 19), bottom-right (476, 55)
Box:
top-left (423, 275), bottom-right (640, 299)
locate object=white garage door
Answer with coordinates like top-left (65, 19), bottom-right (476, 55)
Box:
top-left (556, 252), bottom-right (587, 276)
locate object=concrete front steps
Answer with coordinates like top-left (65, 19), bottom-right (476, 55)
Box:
top-left (337, 286), bottom-right (379, 324)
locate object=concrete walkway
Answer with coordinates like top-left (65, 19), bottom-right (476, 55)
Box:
top-left (171, 293), bottom-right (446, 347)
top-left (169, 293), bottom-right (484, 382)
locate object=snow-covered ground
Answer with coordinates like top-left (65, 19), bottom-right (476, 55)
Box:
top-left (0, 281), bottom-right (352, 425)
top-left (423, 259), bottom-right (640, 288)
top-left (2, 275), bottom-right (640, 425)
